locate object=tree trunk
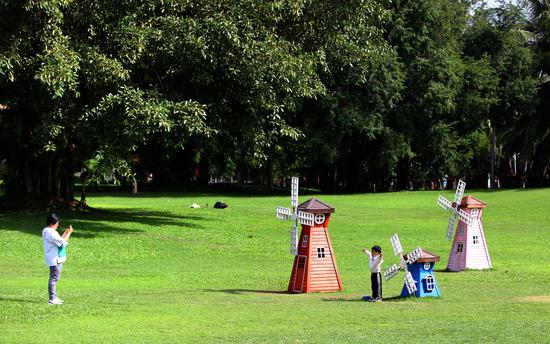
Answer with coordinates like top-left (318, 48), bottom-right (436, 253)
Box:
top-left (490, 123), bottom-right (497, 190)
top-left (197, 155), bottom-right (210, 186)
top-left (319, 166), bottom-right (336, 193)
top-left (1, 146), bottom-right (79, 209)
top-left (132, 176), bottom-right (138, 194)
top-left (265, 158), bottom-right (273, 190)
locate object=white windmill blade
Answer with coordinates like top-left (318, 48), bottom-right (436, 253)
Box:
top-left (446, 212), bottom-right (457, 241)
top-left (406, 247), bottom-right (423, 264)
top-left (399, 257), bottom-right (408, 271)
top-left (290, 225), bottom-right (298, 256)
top-left (454, 179), bottom-right (466, 205)
top-left (276, 207), bottom-right (292, 220)
top-left (390, 234), bottom-right (403, 256)
top-left (458, 209), bottom-right (472, 226)
top-left (437, 195), bottom-right (452, 211)
top-left (291, 177), bottom-right (299, 207)
top-left (384, 264), bottom-right (400, 281)
top-left (404, 270), bottom-right (417, 294)
top-left (297, 211), bottom-right (314, 226)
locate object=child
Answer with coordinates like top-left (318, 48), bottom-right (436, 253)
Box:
top-left (362, 245), bottom-right (384, 301)
top-left (42, 213), bottom-right (73, 305)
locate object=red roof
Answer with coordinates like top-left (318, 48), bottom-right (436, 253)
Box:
top-left (297, 198), bottom-right (335, 214)
top-left (403, 249), bottom-right (440, 263)
top-left (416, 250), bottom-right (441, 263)
top-left (460, 195), bottom-right (487, 209)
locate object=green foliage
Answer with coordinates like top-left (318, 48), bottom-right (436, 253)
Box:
top-left (462, 2), bottom-right (543, 184)
top-left (0, 0), bottom-right (546, 199)
top-left (522, 0), bottom-right (550, 77)
top-left (457, 56), bottom-right (500, 121)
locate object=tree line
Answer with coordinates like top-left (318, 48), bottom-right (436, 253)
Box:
top-left (0, 0), bottom-right (548, 206)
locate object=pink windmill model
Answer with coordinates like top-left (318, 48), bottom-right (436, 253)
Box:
top-left (437, 180), bottom-right (492, 272)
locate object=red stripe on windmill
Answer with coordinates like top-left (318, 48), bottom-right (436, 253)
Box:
top-left (275, 177), bottom-right (343, 293)
top-left (437, 179), bottom-right (492, 272)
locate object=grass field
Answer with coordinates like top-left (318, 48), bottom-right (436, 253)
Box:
top-left (1, 188), bottom-right (550, 343)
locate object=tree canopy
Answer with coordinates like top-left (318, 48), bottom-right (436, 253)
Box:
top-left (0, 0), bottom-right (547, 206)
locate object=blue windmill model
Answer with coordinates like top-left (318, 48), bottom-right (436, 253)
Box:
top-left (384, 234), bottom-right (441, 298)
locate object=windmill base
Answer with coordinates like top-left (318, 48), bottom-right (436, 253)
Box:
top-left (400, 283), bottom-right (441, 298)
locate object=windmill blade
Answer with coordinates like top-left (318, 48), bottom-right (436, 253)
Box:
top-left (437, 195), bottom-right (452, 211)
top-left (384, 264), bottom-right (400, 281)
top-left (399, 257), bottom-right (408, 270)
top-left (454, 179), bottom-right (466, 205)
top-left (458, 209), bottom-right (472, 226)
top-left (390, 234), bottom-right (403, 256)
top-left (291, 177), bottom-right (299, 207)
top-left (276, 207), bottom-right (292, 220)
top-left (290, 225), bottom-right (298, 256)
top-left (446, 212), bottom-right (458, 241)
top-left (297, 211), bottom-right (314, 226)
top-left (404, 270), bottom-right (417, 294)
top-left (406, 247), bottom-right (423, 264)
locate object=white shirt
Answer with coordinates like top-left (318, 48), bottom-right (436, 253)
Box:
top-left (364, 251), bottom-right (383, 273)
top-left (42, 227), bottom-right (67, 266)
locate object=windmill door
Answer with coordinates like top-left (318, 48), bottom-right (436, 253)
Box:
top-left (455, 241), bottom-right (465, 269)
top-left (293, 255), bottom-right (307, 292)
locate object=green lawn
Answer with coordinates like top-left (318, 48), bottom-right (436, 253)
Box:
top-left (1, 189), bottom-right (550, 343)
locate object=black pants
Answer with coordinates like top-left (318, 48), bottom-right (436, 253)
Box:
top-left (371, 272), bottom-right (382, 299)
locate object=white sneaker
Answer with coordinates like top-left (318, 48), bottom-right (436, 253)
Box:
top-left (48, 298), bottom-right (63, 305)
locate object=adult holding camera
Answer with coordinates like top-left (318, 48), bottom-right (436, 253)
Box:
top-left (42, 213), bottom-right (74, 305)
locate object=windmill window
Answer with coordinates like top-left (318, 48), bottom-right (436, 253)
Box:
top-left (301, 235), bottom-right (308, 247)
top-left (473, 235), bottom-right (479, 244)
top-left (456, 242), bottom-right (464, 253)
top-left (317, 247), bottom-right (325, 258)
top-left (424, 275), bottom-right (435, 292)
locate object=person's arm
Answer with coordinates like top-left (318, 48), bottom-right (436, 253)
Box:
top-left (62, 225), bottom-right (73, 241)
top-left (49, 229), bottom-right (67, 247)
top-left (362, 248), bottom-right (372, 259)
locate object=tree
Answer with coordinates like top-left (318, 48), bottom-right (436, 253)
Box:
top-left (516, 0), bottom-right (550, 186)
top-left (464, 2), bottom-right (540, 188)
top-left (0, 0), bottom-right (332, 206)
top-left (523, 0), bottom-right (550, 78)
top-left (383, 0), bottom-right (471, 188)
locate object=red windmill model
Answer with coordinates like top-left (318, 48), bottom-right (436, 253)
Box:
top-left (276, 177), bottom-right (343, 293)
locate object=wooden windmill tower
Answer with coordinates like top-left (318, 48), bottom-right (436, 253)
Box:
top-left (276, 177), bottom-right (343, 293)
top-left (437, 180), bottom-right (492, 271)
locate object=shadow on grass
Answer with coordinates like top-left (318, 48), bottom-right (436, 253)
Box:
top-left (0, 296), bottom-right (41, 304)
top-left (0, 208), bottom-right (209, 239)
top-left (201, 289), bottom-right (290, 295)
top-left (322, 295), bottom-right (407, 303)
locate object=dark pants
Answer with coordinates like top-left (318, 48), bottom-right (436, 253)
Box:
top-left (48, 264), bottom-right (63, 301)
top-left (371, 272), bottom-right (382, 300)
